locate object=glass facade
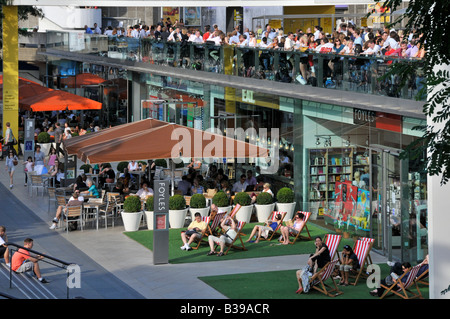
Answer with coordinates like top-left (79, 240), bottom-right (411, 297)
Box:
top-left (130, 70), bottom-right (427, 263)
top-left (45, 52), bottom-right (427, 264)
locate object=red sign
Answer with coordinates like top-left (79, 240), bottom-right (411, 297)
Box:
top-left (156, 214), bottom-right (166, 230)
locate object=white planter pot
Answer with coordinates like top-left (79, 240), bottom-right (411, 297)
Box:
top-left (169, 208), bottom-right (188, 228)
top-left (189, 206), bottom-right (210, 219)
top-left (121, 211), bottom-right (143, 232)
top-left (276, 202), bottom-right (297, 221)
top-left (217, 206), bottom-right (232, 214)
top-left (144, 211), bottom-right (154, 230)
top-left (235, 204), bottom-right (254, 223)
top-left (255, 203), bottom-right (276, 222)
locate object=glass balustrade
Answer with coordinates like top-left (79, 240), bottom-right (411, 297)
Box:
top-left (46, 31), bottom-right (426, 101)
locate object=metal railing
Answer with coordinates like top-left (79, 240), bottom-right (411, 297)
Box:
top-left (6, 242), bottom-right (75, 299)
top-left (44, 31), bottom-right (426, 101)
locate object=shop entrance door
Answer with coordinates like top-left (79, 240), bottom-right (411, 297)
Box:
top-left (370, 146), bottom-right (403, 261)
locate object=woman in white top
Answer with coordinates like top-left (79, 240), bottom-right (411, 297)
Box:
top-left (128, 160), bottom-right (139, 171)
top-left (248, 31), bottom-right (257, 47)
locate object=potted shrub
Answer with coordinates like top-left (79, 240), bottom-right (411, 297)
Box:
top-left (117, 161), bottom-right (129, 174)
top-left (189, 193), bottom-right (209, 218)
top-left (37, 131), bottom-right (52, 155)
top-left (276, 187), bottom-right (296, 221)
top-left (121, 195), bottom-right (143, 232)
top-left (144, 195), bottom-right (154, 230)
top-left (212, 191), bottom-right (231, 214)
top-left (168, 194), bottom-right (188, 228)
top-left (233, 192), bottom-right (253, 223)
top-left (255, 192), bottom-right (275, 222)
top-left (79, 164), bottom-right (92, 174)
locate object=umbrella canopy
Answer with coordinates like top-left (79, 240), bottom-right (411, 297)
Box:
top-left (0, 76), bottom-right (53, 101)
top-left (68, 118), bottom-right (269, 164)
top-left (64, 118), bottom-right (168, 155)
top-left (60, 73), bottom-right (106, 88)
top-left (19, 89), bottom-right (102, 112)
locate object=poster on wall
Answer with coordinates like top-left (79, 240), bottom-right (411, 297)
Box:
top-left (352, 189), bottom-right (371, 230)
top-left (333, 181), bottom-right (357, 225)
top-left (162, 7), bottom-right (180, 25)
top-left (184, 7), bottom-right (201, 26)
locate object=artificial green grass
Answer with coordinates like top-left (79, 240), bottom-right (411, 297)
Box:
top-left (198, 264), bottom-right (429, 299)
top-left (124, 222), bottom-right (356, 264)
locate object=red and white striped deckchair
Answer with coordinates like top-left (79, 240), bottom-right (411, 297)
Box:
top-left (265, 211), bottom-right (287, 241)
top-left (380, 263), bottom-right (423, 299)
top-left (228, 204), bottom-right (241, 219)
top-left (222, 220), bottom-right (248, 255)
top-left (350, 238), bottom-right (374, 285)
top-left (324, 234), bottom-right (342, 260)
top-left (309, 259), bottom-right (343, 297)
top-left (289, 211), bottom-right (312, 244)
top-left (358, 237), bottom-right (375, 265)
top-left (209, 210), bottom-right (227, 235)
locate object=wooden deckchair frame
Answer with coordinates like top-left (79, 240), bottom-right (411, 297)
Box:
top-left (221, 221), bottom-right (248, 255)
top-left (262, 211), bottom-right (286, 241)
top-left (416, 267), bottom-right (429, 286)
top-left (309, 259), bottom-right (343, 297)
top-left (380, 263), bottom-right (423, 299)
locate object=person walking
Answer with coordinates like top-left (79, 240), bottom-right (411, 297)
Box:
top-left (1, 122), bottom-right (16, 157)
top-left (5, 149), bottom-right (19, 189)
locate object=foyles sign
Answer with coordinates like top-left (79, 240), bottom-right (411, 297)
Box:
top-left (353, 108), bottom-right (376, 125)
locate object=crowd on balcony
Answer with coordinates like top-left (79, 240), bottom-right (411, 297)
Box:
top-left (92, 18), bottom-right (425, 88)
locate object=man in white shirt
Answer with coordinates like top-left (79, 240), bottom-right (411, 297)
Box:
top-left (130, 25), bottom-right (140, 38)
top-left (238, 34), bottom-right (249, 47)
top-left (189, 30), bottom-right (203, 43)
top-left (168, 27), bottom-right (182, 42)
top-left (363, 39), bottom-right (381, 55)
top-left (93, 23), bottom-right (101, 34)
top-left (313, 25), bottom-right (322, 41)
top-left (104, 26), bottom-right (113, 36)
top-left (229, 31), bottom-right (240, 45)
top-left (284, 32), bottom-right (295, 50)
top-left (232, 174), bottom-right (249, 193)
top-left (49, 190), bottom-right (84, 229)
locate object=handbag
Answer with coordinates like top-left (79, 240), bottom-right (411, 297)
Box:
top-left (13, 159), bottom-right (18, 166)
top-left (13, 137), bottom-right (18, 145)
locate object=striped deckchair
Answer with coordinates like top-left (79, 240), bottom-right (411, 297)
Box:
top-left (222, 220), bottom-right (248, 255)
top-left (358, 237), bottom-right (375, 265)
top-left (209, 210), bottom-right (227, 236)
top-left (265, 211), bottom-right (287, 241)
top-left (289, 211), bottom-right (312, 244)
top-left (349, 238), bottom-right (374, 286)
top-left (380, 263), bottom-right (423, 299)
top-left (309, 259), bottom-right (343, 297)
top-left (228, 204), bottom-right (241, 219)
top-left (323, 234), bottom-right (342, 260)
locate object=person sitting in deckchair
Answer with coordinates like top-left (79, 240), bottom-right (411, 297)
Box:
top-left (279, 212), bottom-right (305, 245)
top-left (246, 213), bottom-right (282, 243)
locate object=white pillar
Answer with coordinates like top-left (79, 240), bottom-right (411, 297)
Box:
top-left (428, 63), bottom-right (450, 299)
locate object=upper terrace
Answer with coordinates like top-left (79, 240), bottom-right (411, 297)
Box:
top-left (38, 31), bottom-right (425, 103)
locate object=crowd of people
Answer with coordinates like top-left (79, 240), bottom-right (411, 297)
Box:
top-left (90, 18), bottom-right (425, 86)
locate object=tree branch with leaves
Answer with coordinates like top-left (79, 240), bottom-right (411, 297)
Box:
top-left (373, 0), bottom-right (450, 184)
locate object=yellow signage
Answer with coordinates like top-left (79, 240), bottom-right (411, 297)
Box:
top-left (2, 6), bottom-right (19, 153)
